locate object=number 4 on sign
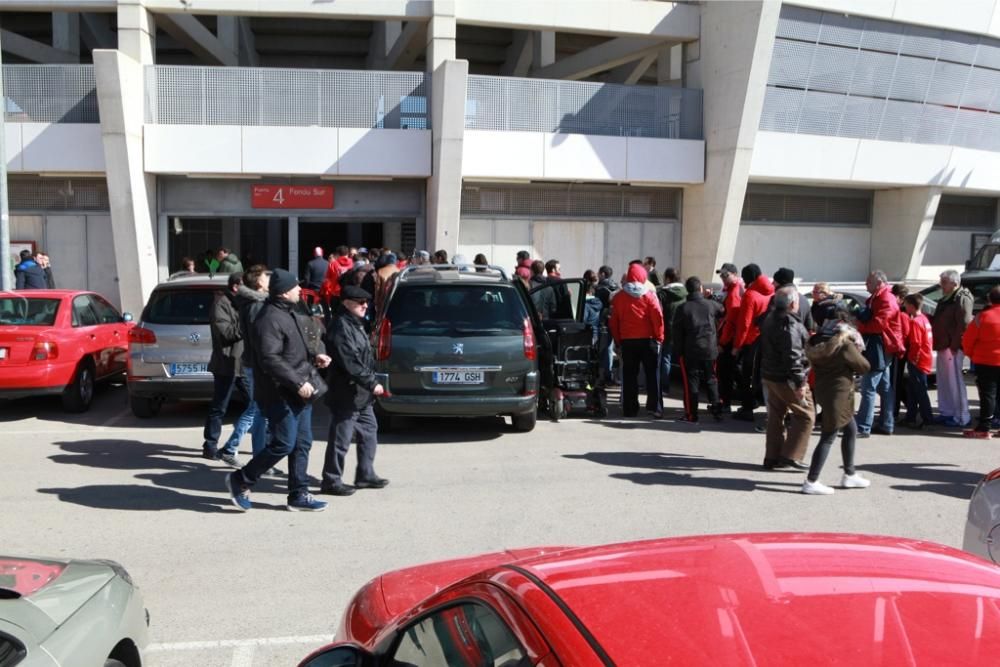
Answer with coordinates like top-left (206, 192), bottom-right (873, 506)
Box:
top-left (272, 188), bottom-right (285, 206)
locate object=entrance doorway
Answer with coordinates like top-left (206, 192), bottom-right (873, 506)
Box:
top-left (297, 220), bottom-right (384, 276)
top-left (167, 217), bottom-right (288, 274)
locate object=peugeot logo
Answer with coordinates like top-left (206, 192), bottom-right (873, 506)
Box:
top-left (452, 343), bottom-right (464, 355)
top-left (188, 332), bottom-right (201, 344)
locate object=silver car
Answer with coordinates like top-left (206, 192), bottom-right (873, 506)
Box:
top-left (0, 555), bottom-right (148, 666)
top-left (126, 274), bottom-right (229, 418)
top-left (964, 466), bottom-right (1000, 563)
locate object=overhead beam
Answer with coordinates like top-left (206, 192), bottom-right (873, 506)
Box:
top-left (0, 29), bottom-right (78, 63)
top-left (143, 0), bottom-right (435, 21)
top-left (607, 51), bottom-right (657, 85)
top-left (386, 20), bottom-right (428, 70)
top-left (52, 12), bottom-right (81, 60)
top-left (533, 30), bottom-right (555, 67)
top-left (156, 13), bottom-right (238, 66)
top-left (237, 17), bottom-right (259, 66)
top-left (500, 30), bottom-right (533, 76)
top-left (0, 1), bottom-right (115, 10)
top-left (80, 13), bottom-right (116, 49)
top-left (254, 35), bottom-right (370, 54)
top-left (531, 36), bottom-right (665, 81)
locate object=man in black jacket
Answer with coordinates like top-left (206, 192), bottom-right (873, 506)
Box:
top-left (303, 247), bottom-right (328, 292)
top-left (320, 285), bottom-right (389, 496)
top-left (672, 276), bottom-right (724, 422)
top-left (14, 250), bottom-right (47, 290)
top-left (759, 286), bottom-right (815, 470)
top-left (226, 269), bottom-right (331, 512)
top-left (202, 273), bottom-right (248, 460)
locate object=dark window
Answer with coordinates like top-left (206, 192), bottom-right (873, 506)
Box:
top-left (143, 288), bottom-right (221, 325)
top-left (741, 186), bottom-right (871, 225)
top-left (934, 196), bottom-right (998, 230)
top-left (72, 295), bottom-right (99, 327)
top-left (0, 297), bottom-right (60, 326)
top-left (89, 295), bottom-right (122, 324)
top-left (390, 602), bottom-right (529, 667)
top-left (386, 285), bottom-right (528, 336)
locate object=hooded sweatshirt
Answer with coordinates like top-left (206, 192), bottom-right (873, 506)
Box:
top-left (718, 278), bottom-right (745, 346)
top-left (733, 275), bottom-right (775, 350)
top-left (320, 255), bottom-right (355, 301)
top-left (609, 264), bottom-right (664, 343)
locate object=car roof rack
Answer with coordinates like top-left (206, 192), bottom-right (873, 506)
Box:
top-left (397, 264), bottom-right (510, 282)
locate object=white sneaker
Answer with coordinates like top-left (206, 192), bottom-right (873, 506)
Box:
top-left (802, 479), bottom-right (835, 495)
top-left (841, 473), bottom-right (871, 489)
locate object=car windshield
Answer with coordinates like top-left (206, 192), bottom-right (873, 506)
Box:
top-left (0, 297), bottom-right (60, 326)
top-left (970, 243), bottom-right (1000, 271)
top-left (143, 288), bottom-right (220, 325)
top-left (386, 285), bottom-right (528, 336)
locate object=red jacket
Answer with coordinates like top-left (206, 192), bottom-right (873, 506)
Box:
top-left (963, 305), bottom-right (1000, 367)
top-left (320, 256), bottom-right (354, 301)
top-left (610, 264), bottom-right (664, 344)
top-left (718, 278), bottom-right (745, 347)
top-left (906, 312), bottom-right (933, 375)
top-left (733, 275), bottom-right (774, 349)
top-left (857, 284), bottom-right (905, 357)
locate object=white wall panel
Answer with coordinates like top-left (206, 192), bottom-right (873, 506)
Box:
top-left (492, 219), bottom-right (532, 268)
top-left (10, 215), bottom-right (43, 247)
top-left (532, 220), bottom-right (604, 279)
top-left (86, 215), bottom-right (120, 309)
top-left (750, 132), bottom-right (857, 183)
top-left (45, 215), bottom-right (88, 292)
top-left (852, 140), bottom-right (955, 186)
top-left (21, 124), bottom-right (105, 173)
top-left (144, 124), bottom-right (242, 174)
top-left (6, 124), bottom-right (23, 171)
top-left (626, 138), bottom-right (704, 183)
top-left (944, 148), bottom-right (1000, 192)
top-left (338, 128), bottom-right (430, 177)
top-left (791, 0), bottom-right (1000, 38)
top-left (242, 126), bottom-right (339, 175)
top-left (544, 133), bottom-right (627, 181)
top-left (733, 224), bottom-right (871, 282)
top-left (463, 131), bottom-right (544, 180)
top-left (919, 228), bottom-right (976, 279)
top-left (605, 221), bottom-right (643, 281)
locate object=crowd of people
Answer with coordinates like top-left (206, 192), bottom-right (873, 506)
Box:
top-left (13, 248), bottom-right (56, 289)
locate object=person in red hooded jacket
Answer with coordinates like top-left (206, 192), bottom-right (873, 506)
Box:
top-left (319, 246), bottom-right (355, 322)
top-left (962, 286), bottom-right (1000, 437)
top-left (855, 270), bottom-right (905, 437)
top-left (716, 262), bottom-right (745, 412)
top-left (731, 263), bottom-right (774, 421)
top-left (610, 263), bottom-right (665, 418)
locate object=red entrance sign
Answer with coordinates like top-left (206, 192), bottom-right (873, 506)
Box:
top-left (251, 185), bottom-right (334, 209)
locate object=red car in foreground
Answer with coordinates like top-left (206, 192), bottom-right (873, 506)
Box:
top-left (300, 533), bottom-right (1000, 666)
top-left (0, 290), bottom-right (132, 412)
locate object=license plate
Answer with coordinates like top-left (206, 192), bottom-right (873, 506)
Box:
top-left (432, 370), bottom-right (484, 385)
top-left (171, 362), bottom-right (209, 375)
top-left (0, 348), bottom-right (6, 360)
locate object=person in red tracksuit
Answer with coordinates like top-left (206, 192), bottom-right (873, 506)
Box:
top-left (716, 262), bottom-right (744, 412)
top-left (731, 263), bottom-right (774, 421)
top-left (319, 245), bottom-right (355, 322)
top-left (900, 293), bottom-right (934, 428)
top-left (962, 287), bottom-right (1000, 436)
top-left (610, 263), bottom-right (665, 418)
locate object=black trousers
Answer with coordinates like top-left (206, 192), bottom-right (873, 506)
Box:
top-left (717, 344), bottom-right (738, 408)
top-left (322, 404), bottom-right (378, 486)
top-left (738, 339), bottom-right (762, 413)
top-left (679, 357), bottom-right (719, 421)
top-left (975, 364), bottom-right (1000, 431)
top-left (621, 338), bottom-right (661, 417)
top-left (808, 418), bottom-right (858, 482)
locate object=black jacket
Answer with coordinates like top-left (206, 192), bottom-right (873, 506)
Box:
top-left (761, 290), bottom-right (815, 333)
top-left (672, 292), bottom-right (724, 362)
top-left (14, 260), bottom-right (47, 290)
top-left (325, 305), bottom-right (378, 411)
top-left (235, 286), bottom-right (267, 369)
top-left (304, 257), bottom-right (328, 291)
top-left (760, 309), bottom-right (810, 389)
top-left (209, 291), bottom-right (243, 376)
top-left (252, 297), bottom-right (315, 405)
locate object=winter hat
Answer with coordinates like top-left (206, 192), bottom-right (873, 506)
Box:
top-left (626, 263), bottom-right (648, 284)
top-left (716, 262), bottom-right (738, 275)
top-left (515, 266), bottom-right (531, 280)
top-left (773, 267), bottom-right (795, 287)
top-left (342, 285), bottom-right (372, 302)
top-left (741, 263), bottom-right (762, 285)
top-left (268, 268), bottom-right (298, 296)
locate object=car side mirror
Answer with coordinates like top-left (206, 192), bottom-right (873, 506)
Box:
top-left (122, 312), bottom-right (134, 322)
top-left (299, 645), bottom-right (370, 667)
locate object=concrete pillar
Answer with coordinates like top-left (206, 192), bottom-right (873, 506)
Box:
top-left (657, 43), bottom-right (683, 87)
top-left (533, 31), bottom-right (555, 68)
top-left (117, 0), bottom-right (156, 63)
top-left (426, 59), bottom-right (468, 255)
top-left (680, 1), bottom-right (780, 279)
top-left (52, 13), bottom-right (80, 61)
top-left (426, 1), bottom-right (456, 70)
top-left (871, 187), bottom-right (942, 280)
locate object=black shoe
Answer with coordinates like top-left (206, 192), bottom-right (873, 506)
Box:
top-left (354, 476), bottom-right (390, 489)
top-left (320, 483), bottom-right (356, 497)
top-left (676, 415), bottom-right (698, 423)
top-left (776, 457), bottom-right (809, 470)
top-left (763, 459), bottom-right (795, 471)
top-left (202, 448), bottom-right (218, 460)
top-left (733, 410), bottom-right (755, 422)
top-left (857, 431), bottom-right (871, 439)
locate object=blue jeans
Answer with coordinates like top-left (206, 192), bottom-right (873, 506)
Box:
top-left (857, 361), bottom-right (895, 433)
top-left (220, 367), bottom-right (267, 457)
top-left (202, 373), bottom-right (249, 452)
top-left (238, 400), bottom-right (314, 500)
top-left (904, 362), bottom-right (934, 424)
top-left (659, 347), bottom-right (671, 394)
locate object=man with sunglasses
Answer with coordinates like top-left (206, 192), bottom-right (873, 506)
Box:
top-left (321, 285), bottom-right (390, 496)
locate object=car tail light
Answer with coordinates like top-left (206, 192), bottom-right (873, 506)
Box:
top-left (523, 317), bottom-right (536, 361)
top-left (985, 467), bottom-right (1000, 483)
top-left (376, 319), bottom-right (392, 361)
top-left (31, 340), bottom-right (58, 361)
top-left (129, 327), bottom-right (157, 344)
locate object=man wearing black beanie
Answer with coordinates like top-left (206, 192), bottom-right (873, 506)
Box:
top-left (225, 268), bottom-right (331, 512)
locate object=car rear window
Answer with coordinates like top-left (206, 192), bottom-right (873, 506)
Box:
top-left (386, 285), bottom-right (528, 335)
top-left (0, 297), bottom-right (60, 326)
top-left (143, 288), bottom-right (221, 325)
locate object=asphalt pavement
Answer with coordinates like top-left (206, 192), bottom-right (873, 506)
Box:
top-left (1, 380), bottom-right (995, 666)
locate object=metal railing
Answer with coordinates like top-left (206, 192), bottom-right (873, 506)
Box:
top-left (3, 64), bottom-right (98, 123)
top-left (465, 75), bottom-right (703, 140)
top-left (145, 65), bottom-right (430, 129)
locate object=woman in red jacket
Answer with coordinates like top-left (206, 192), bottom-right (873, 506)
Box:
top-left (962, 286), bottom-right (1000, 437)
top-left (610, 264), bottom-right (665, 418)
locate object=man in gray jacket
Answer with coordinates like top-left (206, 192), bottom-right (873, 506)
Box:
top-left (932, 269), bottom-right (974, 427)
top-left (202, 273), bottom-right (248, 460)
top-left (759, 286), bottom-right (815, 470)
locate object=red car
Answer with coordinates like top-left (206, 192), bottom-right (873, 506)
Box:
top-left (0, 290), bottom-right (133, 412)
top-left (300, 533), bottom-right (1000, 666)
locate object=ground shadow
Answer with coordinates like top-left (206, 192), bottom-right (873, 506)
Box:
top-left (0, 382), bottom-right (128, 426)
top-left (37, 484), bottom-right (234, 513)
top-left (377, 416), bottom-right (507, 444)
top-left (861, 462), bottom-right (982, 500)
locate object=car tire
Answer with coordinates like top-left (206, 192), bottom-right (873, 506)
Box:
top-left (511, 411), bottom-right (537, 432)
top-left (130, 395), bottom-right (161, 419)
top-left (61, 359), bottom-right (96, 413)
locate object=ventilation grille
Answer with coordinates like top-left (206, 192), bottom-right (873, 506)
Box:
top-left (934, 196), bottom-right (997, 229)
top-left (461, 184), bottom-right (679, 219)
top-left (401, 220), bottom-right (417, 254)
top-left (8, 177), bottom-right (110, 211)
top-left (742, 187), bottom-right (871, 225)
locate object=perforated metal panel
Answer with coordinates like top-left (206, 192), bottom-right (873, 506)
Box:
top-left (761, 6), bottom-right (1000, 151)
top-left (7, 177), bottom-right (109, 211)
top-left (742, 186), bottom-right (871, 226)
top-left (461, 183), bottom-right (679, 220)
top-left (934, 196), bottom-right (998, 229)
top-left (465, 75), bottom-right (703, 140)
top-left (3, 65), bottom-right (98, 123)
top-left (146, 66), bottom-right (430, 129)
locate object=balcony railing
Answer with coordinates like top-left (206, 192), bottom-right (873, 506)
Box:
top-left (465, 75), bottom-right (703, 140)
top-left (3, 65), bottom-right (99, 123)
top-left (145, 65), bottom-right (430, 130)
